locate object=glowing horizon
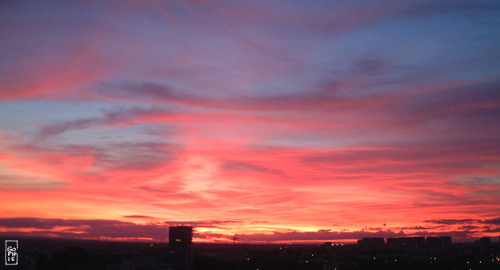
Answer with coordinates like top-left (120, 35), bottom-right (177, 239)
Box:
top-left (0, 0), bottom-right (499, 243)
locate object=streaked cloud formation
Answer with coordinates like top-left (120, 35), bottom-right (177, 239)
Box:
top-left (0, 0), bottom-right (499, 242)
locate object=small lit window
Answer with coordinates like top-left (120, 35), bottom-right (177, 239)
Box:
top-left (176, 239), bottom-right (182, 242)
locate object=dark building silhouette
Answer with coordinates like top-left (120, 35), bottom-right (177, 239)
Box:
top-left (387, 237), bottom-right (425, 249)
top-left (169, 226), bottom-right (193, 270)
top-left (426, 236), bottom-right (451, 248)
top-left (357, 238), bottom-right (385, 249)
top-left (477, 237), bottom-right (490, 245)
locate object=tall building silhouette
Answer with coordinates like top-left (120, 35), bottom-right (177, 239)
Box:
top-left (169, 226), bottom-right (193, 270)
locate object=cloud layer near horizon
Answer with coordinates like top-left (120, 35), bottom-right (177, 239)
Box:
top-left (2, 217), bottom-right (498, 242)
top-left (0, 0), bottom-right (499, 242)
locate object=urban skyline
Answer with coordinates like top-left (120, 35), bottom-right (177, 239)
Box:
top-left (0, 0), bottom-right (499, 244)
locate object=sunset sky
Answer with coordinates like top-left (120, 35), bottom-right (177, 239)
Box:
top-left (0, 0), bottom-right (499, 243)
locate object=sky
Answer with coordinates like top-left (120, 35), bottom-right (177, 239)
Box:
top-left (0, 0), bottom-right (499, 243)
